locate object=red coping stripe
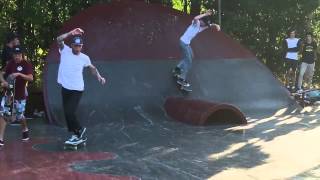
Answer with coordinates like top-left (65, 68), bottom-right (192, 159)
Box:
top-left (0, 139), bottom-right (140, 180)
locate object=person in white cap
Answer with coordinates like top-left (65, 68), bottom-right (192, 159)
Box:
top-left (56, 28), bottom-right (106, 145)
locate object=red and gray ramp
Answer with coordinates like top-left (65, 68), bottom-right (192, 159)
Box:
top-left (44, 1), bottom-right (293, 127)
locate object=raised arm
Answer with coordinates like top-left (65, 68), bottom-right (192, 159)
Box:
top-left (57, 28), bottom-right (84, 50)
top-left (193, 9), bottom-right (221, 31)
top-left (194, 9), bottom-right (214, 21)
top-left (88, 64), bottom-right (106, 85)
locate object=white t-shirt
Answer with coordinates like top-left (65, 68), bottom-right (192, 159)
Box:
top-left (285, 38), bottom-right (300, 60)
top-left (180, 20), bottom-right (207, 45)
top-left (57, 44), bottom-right (92, 91)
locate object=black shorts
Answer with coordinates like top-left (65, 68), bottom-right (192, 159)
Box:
top-left (284, 58), bottom-right (298, 72)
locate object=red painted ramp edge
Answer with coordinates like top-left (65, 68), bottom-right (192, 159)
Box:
top-left (46, 1), bottom-right (254, 62)
top-left (164, 97), bottom-right (247, 126)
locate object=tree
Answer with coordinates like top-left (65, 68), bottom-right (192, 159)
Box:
top-left (190, 0), bottom-right (201, 15)
top-left (220, 0), bottom-right (318, 74)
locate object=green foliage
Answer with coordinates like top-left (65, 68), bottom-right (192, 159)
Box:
top-left (219, 0), bottom-right (319, 82)
top-left (0, 0), bottom-right (319, 91)
top-left (0, 0), bottom-right (110, 91)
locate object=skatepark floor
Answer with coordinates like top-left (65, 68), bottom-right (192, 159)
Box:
top-left (1, 107), bottom-right (320, 180)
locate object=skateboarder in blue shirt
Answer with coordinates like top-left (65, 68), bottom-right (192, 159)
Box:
top-left (173, 9), bottom-right (221, 87)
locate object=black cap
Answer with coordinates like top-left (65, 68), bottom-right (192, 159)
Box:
top-left (72, 36), bottom-right (83, 45)
top-left (12, 45), bottom-right (23, 54)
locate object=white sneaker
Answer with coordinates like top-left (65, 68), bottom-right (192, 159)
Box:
top-left (177, 79), bottom-right (191, 87)
top-left (65, 135), bottom-right (80, 145)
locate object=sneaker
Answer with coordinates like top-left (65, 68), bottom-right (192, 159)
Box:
top-left (22, 130), bottom-right (30, 141)
top-left (65, 135), bottom-right (81, 145)
top-left (0, 140), bottom-right (4, 147)
top-left (78, 127), bottom-right (86, 139)
top-left (177, 78), bottom-right (191, 87)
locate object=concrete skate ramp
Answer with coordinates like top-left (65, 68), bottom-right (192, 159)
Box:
top-left (43, 1), bottom-right (294, 126)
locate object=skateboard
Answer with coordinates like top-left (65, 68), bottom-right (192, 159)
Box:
top-left (176, 80), bottom-right (192, 92)
top-left (63, 138), bottom-right (87, 150)
top-left (1, 76), bottom-right (16, 122)
top-left (292, 89), bottom-right (320, 107)
top-left (172, 68), bottom-right (192, 92)
top-left (291, 88), bottom-right (316, 95)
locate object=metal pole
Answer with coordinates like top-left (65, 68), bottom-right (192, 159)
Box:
top-left (218, 0), bottom-right (221, 26)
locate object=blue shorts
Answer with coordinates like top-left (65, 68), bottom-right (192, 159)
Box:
top-left (0, 98), bottom-right (26, 120)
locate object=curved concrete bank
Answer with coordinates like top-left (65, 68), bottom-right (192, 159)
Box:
top-left (43, 1), bottom-right (295, 126)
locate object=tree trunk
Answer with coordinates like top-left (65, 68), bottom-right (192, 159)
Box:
top-left (190, 0), bottom-right (201, 15)
top-left (183, 0), bottom-right (188, 13)
top-left (265, 36), bottom-right (279, 72)
top-left (49, 0), bottom-right (60, 40)
top-left (166, 0), bottom-right (173, 7)
top-left (15, 0), bottom-right (25, 40)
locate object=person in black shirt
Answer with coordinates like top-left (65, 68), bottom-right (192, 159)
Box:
top-left (1, 32), bottom-right (20, 69)
top-left (296, 32), bottom-right (318, 92)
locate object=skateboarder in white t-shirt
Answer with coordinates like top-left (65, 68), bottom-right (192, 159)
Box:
top-left (56, 28), bottom-right (106, 146)
top-left (172, 9), bottom-right (221, 88)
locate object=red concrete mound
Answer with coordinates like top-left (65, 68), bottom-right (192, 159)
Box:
top-left (164, 97), bottom-right (247, 126)
top-left (46, 1), bottom-right (254, 63)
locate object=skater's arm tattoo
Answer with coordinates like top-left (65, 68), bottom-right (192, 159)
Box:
top-left (88, 65), bottom-right (106, 85)
top-left (56, 32), bottom-right (71, 50)
top-left (88, 65), bottom-right (99, 76)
